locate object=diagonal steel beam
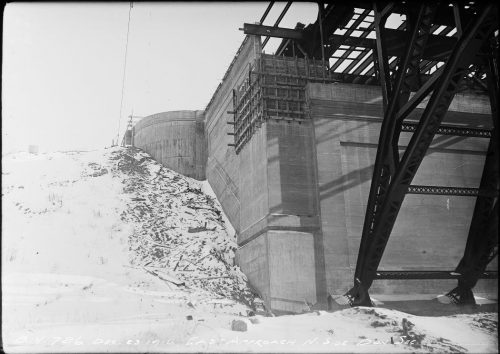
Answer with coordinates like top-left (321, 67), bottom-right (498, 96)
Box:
top-left (262, 1), bottom-right (292, 49)
top-left (259, 1), bottom-right (275, 25)
top-left (447, 40), bottom-right (499, 304)
top-left (398, 5), bottom-right (436, 97)
top-left (318, 1), bottom-right (326, 72)
top-left (372, 3), bottom-right (397, 109)
top-left (341, 3), bottom-right (497, 307)
top-left (358, 4), bottom-right (497, 295)
top-left (347, 6), bottom-right (393, 303)
top-left (395, 66), bottom-right (444, 122)
top-left (353, 4), bottom-right (436, 300)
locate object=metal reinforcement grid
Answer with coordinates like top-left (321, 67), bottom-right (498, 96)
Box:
top-left (232, 54), bottom-right (332, 153)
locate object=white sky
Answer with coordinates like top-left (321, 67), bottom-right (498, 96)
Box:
top-left (2, 2), bottom-right (318, 153)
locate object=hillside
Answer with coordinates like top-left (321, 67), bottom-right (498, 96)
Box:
top-left (2, 147), bottom-right (497, 353)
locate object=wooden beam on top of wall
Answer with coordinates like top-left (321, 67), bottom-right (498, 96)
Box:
top-left (243, 23), bottom-right (474, 63)
top-left (243, 23), bottom-right (304, 41)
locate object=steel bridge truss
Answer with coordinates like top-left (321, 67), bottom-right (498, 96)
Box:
top-left (344, 2), bottom-right (499, 306)
top-left (243, 1), bottom-right (499, 307)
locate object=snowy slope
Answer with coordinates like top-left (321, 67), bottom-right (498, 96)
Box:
top-left (111, 148), bottom-right (254, 305)
top-left (2, 147), bottom-right (497, 353)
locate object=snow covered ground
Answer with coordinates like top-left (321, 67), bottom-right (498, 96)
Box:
top-left (2, 147), bottom-right (497, 353)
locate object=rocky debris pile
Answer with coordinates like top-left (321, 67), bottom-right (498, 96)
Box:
top-left (344, 307), bottom-right (473, 352)
top-left (109, 147), bottom-right (256, 308)
top-left (446, 311), bottom-right (498, 340)
top-left (82, 162), bottom-right (108, 178)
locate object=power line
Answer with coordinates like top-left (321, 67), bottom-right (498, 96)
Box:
top-left (116, 2), bottom-right (133, 146)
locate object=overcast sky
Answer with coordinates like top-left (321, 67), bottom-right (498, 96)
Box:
top-left (2, 2), bottom-right (318, 153)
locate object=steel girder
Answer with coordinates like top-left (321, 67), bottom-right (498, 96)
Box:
top-left (400, 122), bottom-right (492, 138)
top-left (406, 185), bottom-right (498, 197)
top-left (446, 38), bottom-right (499, 305)
top-left (345, 2), bottom-right (437, 306)
top-left (375, 270), bottom-right (498, 280)
top-left (342, 3), bottom-right (498, 307)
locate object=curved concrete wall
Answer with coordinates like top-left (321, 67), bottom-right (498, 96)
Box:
top-left (133, 110), bottom-right (206, 180)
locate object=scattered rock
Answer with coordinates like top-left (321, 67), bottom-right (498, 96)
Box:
top-left (249, 317), bottom-right (259, 324)
top-left (471, 315), bottom-right (497, 334)
top-left (186, 315), bottom-right (193, 320)
top-left (371, 320), bottom-right (389, 328)
top-left (231, 319), bottom-right (248, 332)
top-left (246, 310), bottom-right (255, 317)
top-left (115, 147), bottom-right (256, 308)
top-left (187, 225), bottom-right (216, 233)
top-left (402, 318), bottom-right (414, 335)
top-left (399, 318), bottom-right (426, 348)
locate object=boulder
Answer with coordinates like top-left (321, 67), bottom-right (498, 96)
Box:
top-left (231, 319), bottom-right (248, 332)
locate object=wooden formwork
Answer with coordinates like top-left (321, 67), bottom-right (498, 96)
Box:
top-left (232, 54), bottom-right (333, 153)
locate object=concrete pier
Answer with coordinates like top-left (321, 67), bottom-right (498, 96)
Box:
top-left (133, 37), bottom-right (497, 313)
top-left (229, 82), bottom-right (496, 313)
top-left (307, 83), bottom-right (496, 300)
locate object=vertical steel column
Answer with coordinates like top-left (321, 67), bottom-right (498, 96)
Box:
top-left (447, 39), bottom-right (499, 305)
top-left (318, 1), bottom-right (326, 80)
top-left (347, 3), bottom-right (395, 306)
top-left (341, 3), bottom-right (496, 306)
top-left (346, 3), bottom-right (435, 306)
top-left (389, 4), bottom-right (436, 171)
top-left (358, 4), bottom-right (496, 292)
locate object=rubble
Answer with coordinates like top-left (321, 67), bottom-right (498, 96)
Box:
top-left (110, 147), bottom-right (256, 307)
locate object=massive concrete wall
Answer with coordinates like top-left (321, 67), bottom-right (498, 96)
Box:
top-left (131, 44), bottom-right (496, 312)
top-left (202, 36), bottom-right (326, 312)
top-left (231, 82), bottom-right (496, 312)
top-left (307, 82), bottom-right (497, 297)
top-left (133, 111), bottom-right (206, 180)
top-left (202, 47), bottom-right (496, 311)
top-left (204, 35), bottom-right (262, 231)
top-left (237, 121), bottom-right (325, 312)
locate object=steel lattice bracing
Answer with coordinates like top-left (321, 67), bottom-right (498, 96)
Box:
top-left (346, 3), bottom-right (498, 306)
top-left (243, 2), bottom-right (493, 91)
top-left (350, 3), bottom-right (441, 306)
top-left (242, 0), bottom-right (499, 307)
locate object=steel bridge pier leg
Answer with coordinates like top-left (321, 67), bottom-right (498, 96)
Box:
top-left (446, 201), bottom-right (498, 305)
top-left (445, 50), bottom-right (499, 305)
top-left (339, 4), bottom-right (497, 308)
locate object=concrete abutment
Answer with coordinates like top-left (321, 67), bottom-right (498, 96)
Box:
top-left (133, 37), bottom-right (497, 312)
